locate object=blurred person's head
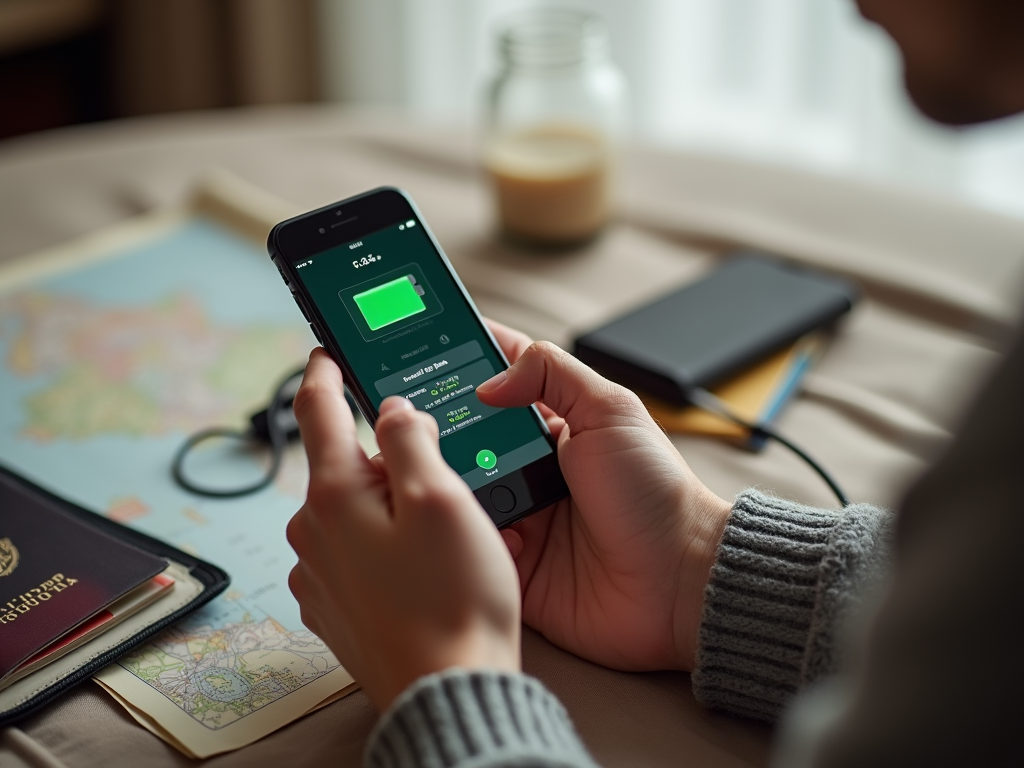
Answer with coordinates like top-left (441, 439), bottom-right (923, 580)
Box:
top-left (856, 0), bottom-right (1024, 125)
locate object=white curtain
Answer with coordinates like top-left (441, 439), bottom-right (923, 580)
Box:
top-left (318, 0), bottom-right (1024, 220)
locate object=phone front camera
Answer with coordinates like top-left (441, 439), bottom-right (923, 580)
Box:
top-left (319, 228), bottom-right (326, 234)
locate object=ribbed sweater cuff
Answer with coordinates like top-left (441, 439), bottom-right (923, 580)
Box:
top-left (692, 490), bottom-right (890, 723)
top-left (365, 669), bottom-right (598, 768)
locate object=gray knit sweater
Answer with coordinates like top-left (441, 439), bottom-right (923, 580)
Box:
top-left (692, 492), bottom-right (891, 723)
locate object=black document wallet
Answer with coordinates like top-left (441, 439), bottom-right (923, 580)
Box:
top-left (573, 254), bottom-right (858, 405)
top-left (0, 463), bottom-right (229, 725)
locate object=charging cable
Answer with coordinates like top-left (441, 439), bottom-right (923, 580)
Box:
top-left (685, 386), bottom-right (850, 507)
top-left (173, 371), bottom-right (849, 506)
top-left (172, 367), bottom-right (304, 498)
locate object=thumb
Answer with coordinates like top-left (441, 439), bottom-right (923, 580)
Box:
top-left (476, 341), bottom-right (642, 434)
top-left (293, 347), bottom-right (371, 481)
top-left (373, 396), bottom-right (467, 516)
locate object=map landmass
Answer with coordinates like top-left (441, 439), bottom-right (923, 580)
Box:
top-left (0, 291), bottom-right (307, 440)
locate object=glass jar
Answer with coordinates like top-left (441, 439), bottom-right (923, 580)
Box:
top-left (484, 9), bottom-right (627, 245)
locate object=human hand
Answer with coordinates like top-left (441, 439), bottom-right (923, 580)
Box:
top-left (478, 321), bottom-right (733, 672)
top-left (286, 348), bottom-right (521, 712)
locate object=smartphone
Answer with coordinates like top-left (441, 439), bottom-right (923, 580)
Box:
top-left (268, 187), bottom-right (569, 527)
top-left (573, 253), bottom-right (859, 406)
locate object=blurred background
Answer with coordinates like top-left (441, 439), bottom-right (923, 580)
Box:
top-left (3, 0), bottom-right (1024, 220)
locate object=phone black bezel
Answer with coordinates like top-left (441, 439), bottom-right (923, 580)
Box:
top-left (267, 187), bottom-right (568, 527)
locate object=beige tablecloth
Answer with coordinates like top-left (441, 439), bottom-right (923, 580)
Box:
top-left (1, 106), bottom-right (1023, 768)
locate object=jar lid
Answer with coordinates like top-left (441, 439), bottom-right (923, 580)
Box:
top-left (498, 9), bottom-right (609, 69)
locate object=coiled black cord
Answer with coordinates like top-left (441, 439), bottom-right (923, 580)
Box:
top-left (171, 367), bottom-right (304, 498)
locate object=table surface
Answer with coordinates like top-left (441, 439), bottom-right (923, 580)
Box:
top-left (1, 106), bottom-right (1023, 768)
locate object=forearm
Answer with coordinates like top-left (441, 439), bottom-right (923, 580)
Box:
top-left (692, 490), bottom-right (893, 723)
top-left (365, 669), bottom-right (599, 768)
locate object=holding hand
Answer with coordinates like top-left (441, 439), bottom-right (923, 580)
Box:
top-left (286, 348), bottom-right (520, 712)
top-left (478, 322), bottom-right (732, 672)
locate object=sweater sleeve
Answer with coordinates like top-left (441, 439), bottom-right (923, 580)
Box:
top-left (691, 490), bottom-right (892, 722)
top-left (364, 669), bottom-right (599, 768)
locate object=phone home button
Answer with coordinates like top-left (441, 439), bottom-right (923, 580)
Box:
top-left (489, 485), bottom-right (516, 514)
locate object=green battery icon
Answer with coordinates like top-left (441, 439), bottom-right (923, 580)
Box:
top-left (353, 275), bottom-right (427, 331)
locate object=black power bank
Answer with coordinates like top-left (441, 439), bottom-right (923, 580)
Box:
top-left (572, 254), bottom-right (858, 406)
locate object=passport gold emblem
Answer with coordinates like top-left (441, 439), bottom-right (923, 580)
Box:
top-left (0, 538), bottom-right (18, 577)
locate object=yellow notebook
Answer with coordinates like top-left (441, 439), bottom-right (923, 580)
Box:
top-left (643, 334), bottom-right (822, 448)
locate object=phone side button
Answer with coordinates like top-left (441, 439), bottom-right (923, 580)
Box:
top-left (309, 324), bottom-right (324, 346)
top-left (293, 294), bottom-right (311, 322)
top-left (489, 485), bottom-right (516, 514)
top-left (273, 257), bottom-right (290, 285)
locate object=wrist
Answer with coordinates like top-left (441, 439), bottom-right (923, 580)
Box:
top-left (369, 625), bottom-right (521, 712)
top-left (673, 488), bottom-right (732, 671)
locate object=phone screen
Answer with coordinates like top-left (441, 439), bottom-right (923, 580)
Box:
top-left (291, 216), bottom-right (554, 490)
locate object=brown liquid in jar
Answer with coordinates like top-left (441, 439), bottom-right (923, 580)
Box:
top-left (485, 125), bottom-right (610, 244)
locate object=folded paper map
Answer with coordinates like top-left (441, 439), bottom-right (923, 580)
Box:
top-left (0, 173), bottom-right (367, 757)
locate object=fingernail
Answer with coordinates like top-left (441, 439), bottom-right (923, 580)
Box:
top-left (379, 396), bottom-right (414, 414)
top-left (476, 370), bottom-right (507, 394)
top-left (500, 528), bottom-right (523, 559)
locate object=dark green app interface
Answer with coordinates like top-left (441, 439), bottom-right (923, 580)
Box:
top-left (294, 219), bottom-right (553, 490)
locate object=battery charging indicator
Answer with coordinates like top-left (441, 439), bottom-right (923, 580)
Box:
top-left (353, 275), bottom-right (426, 331)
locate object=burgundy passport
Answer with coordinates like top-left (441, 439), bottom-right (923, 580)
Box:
top-left (0, 473), bottom-right (167, 682)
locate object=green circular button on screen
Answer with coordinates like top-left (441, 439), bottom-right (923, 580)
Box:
top-left (476, 449), bottom-right (497, 470)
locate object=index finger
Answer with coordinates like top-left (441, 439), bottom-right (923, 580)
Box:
top-left (292, 347), bottom-right (372, 479)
